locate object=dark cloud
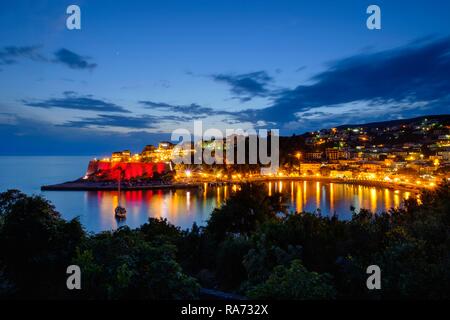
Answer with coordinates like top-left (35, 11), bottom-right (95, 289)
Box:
top-left (0, 115), bottom-right (169, 155)
top-left (50, 100), bottom-right (238, 130)
top-left (24, 37), bottom-right (450, 134)
top-left (139, 101), bottom-right (232, 119)
top-left (53, 48), bottom-right (97, 70)
top-left (0, 45), bottom-right (45, 65)
top-left (212, 71), bottom-right (274, 102)
top-left (140, 100), bottom-right (236, 118)
top-left (60, 112), bottom-right (195, 129)
top-left (61, 114), bottom-right (158, 129)
top-left (23, 91), bottom-right (130, 113)
top-left (57, 100), bottom-right (239, 129)
top-left (242, 37), bottom-right (450, 128)
top-left (0, 45), bottom-right (97, 71)
top-left (141, 37), bottom-right (450, 132)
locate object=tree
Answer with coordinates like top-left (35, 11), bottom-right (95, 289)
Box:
top-left (0, 190), bottom-right (84, 298)
top-left (205, 183), bottom-right (282, 241)
top-left (247, 260), bottom-right (336, 300)
top-left (73, 227), bottom-right (200, 299)
top-left (215, 237), bottom-right (251, 290)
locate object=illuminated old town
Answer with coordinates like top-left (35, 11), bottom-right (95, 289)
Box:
top-left (47, 115), bottom-right (448, 193)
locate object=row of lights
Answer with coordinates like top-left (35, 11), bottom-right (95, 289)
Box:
top-left (180, 169), bottom-right (437, 188)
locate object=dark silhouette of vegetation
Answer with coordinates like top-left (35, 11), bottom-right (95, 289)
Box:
top-left (205, 184), bottom-right (286, 241)
top-left (247, 259), bottom-right (336, 299)
top-left (72, 227), bottom-right (199, 299)
top-left (0, 181), bottom-right (449, 299)
top-left (0, 190), bottom-right (84, 298)
top-left (0, 190), bottom-right (199, 299)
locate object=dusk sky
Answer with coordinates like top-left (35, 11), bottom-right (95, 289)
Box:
top-left (1, 0), bottom-right (450, 155)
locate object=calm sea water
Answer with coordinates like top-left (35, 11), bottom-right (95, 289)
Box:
top-left (0, 156), bottom-right (410, 232)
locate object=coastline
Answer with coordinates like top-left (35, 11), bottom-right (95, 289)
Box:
top-left (41, 180), bottom-right (201, 191)
top-left (41, 176), bottom-right (425, 193)
top-left (244, 176), bottom-right (424, 193)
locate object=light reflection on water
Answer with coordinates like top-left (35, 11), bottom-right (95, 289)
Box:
top-left (69, 180), bottom-right (409, 232)
top-left (0, 157), bottom-right (410, 233)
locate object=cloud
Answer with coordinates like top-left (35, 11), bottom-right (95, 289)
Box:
top-left (141, 37), bottom-right (450, 132)
top-left (0, 45), bottom-right (97, 71)
top-left (211, 71), bottom-right (274, 102)
top-left (140, 100), bottom-right (233, 117)
top-left (284, 99), bottom-right (435, 132)
top-left (240, 37), bottom-right (450, 130)
top-left (24, 36), bottom-right (450, 134)
top-left (0, 115), bottom-right (169, 155)
top-left (61, 114), bottom-right (159, 129)
top-left (61, 101), bottom-right (246, 131)
top-left (53, 48), bottom-right (97, 70)
top-left (0, 45), bottom-right (45, 65)
top-left (23, 91), bottom-right (130, 113)
top-left (60, 112), bottom-right (196, 129)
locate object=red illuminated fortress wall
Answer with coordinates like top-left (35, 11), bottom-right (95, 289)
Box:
top-left (86, 160), bottom-right (170, 181)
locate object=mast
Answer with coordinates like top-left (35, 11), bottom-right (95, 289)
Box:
top-left (118, 168), bottom-right (121, 207)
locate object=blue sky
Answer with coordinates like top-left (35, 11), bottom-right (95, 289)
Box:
top-left (0, 0), bottom-right (449, 155)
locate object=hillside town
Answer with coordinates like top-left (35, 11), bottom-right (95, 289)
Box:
top-left (77, 116), bottom-right (450, 191)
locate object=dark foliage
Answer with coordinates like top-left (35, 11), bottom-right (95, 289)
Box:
top-left (0, 181), bottom-right (449, 299)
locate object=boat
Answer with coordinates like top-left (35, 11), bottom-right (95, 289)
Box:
top-left (115, 205), bottom-right (127, 219)
top-left (114, 169), bottom-right (127, 219)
